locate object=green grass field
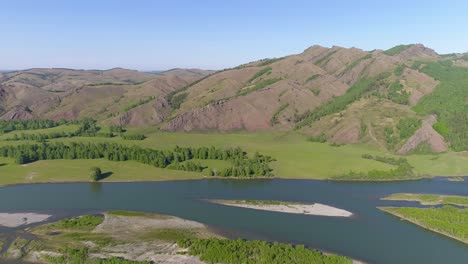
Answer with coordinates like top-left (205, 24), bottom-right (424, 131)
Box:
top-left (0, 127), bottom-right (467, 186)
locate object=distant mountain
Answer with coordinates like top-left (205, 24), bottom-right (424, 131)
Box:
top-left (0, 68), bottom-right (212, 126)
top-left (1, 44), bottom-right (467, 153)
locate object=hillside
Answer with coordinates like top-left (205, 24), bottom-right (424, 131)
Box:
top-left (0, 68), bottom-right (212, 126)
top-left (161, 44), bottom-right (467, 153)
top-left (1, 44), bottom-right (467, 153)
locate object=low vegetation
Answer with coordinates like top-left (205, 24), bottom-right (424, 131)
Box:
top-left (165, 72), bottom-right (216, 109)
top-left (247, 67), bottom-right (272, 83)
top-left (335, 155), bottom-right (415, 180)
top-left (122, 96), bottom-right (155, 112)
top-left (383, 44), bottom-right (412, 56)
top-left (341, 54), bottom-right (371, 74)
top-left (238, 78), bottom-right (282, 96)
top-left (178, 238), bottom-right (352, 264)
top-left (315, 50), bottom-right (338, 65)
top-left (120, 134), bottom-right (146, 140)
top-left (393, 65), bottom-right (405, 76)
top-left (170, 92), bottom-right (188, 110)
top-left (305, 74), bottom-right (321, 82)
top-left (361, 154), bottom-right (408, 166)
top-left (295, 72), bottom-right (391, 129)
top-left (45, 247), bottom-right (150, 264)
top-left (382, 193), bottom-right (468, 206)
top-left (270, 103), bottom-right (289, 125)
top-left (307, 133), bottom-right (327, 143)
top-left (387, 81), bottom-right (409, 105)
top-left (230, 200), bottom-right (298, 206)
top-left (50, 215), bottom-right (104, 231)
top-left (380, 206), bottom-right (468, 243)
top-left (258, 57), bottom-right (283, 66)
top-left (397, 117), bottom-right (421, 139)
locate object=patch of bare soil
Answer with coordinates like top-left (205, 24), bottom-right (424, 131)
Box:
top-left (91, 242), bottom-right (204, 264)
top-left (94, 214), bottom-right (205, 238)
top-left (25, 172), bottom-right (38, 181)
top-left (90, 213), bottom-right (215, 264)
top-left (397, 115), bottom-right (448, 155)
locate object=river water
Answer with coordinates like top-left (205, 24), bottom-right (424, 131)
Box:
top-left (0, 178), bottom-right (467, 264)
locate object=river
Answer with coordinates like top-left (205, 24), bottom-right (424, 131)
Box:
top-left (0, 178), bottom-right (467, 264)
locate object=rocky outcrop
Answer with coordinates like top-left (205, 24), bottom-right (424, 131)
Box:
top-left (116, 97), bottom-right (171, 126)
top-left (397, 44), bottom-right (439, 60)
top-left (397, 115), bottom-right (448, 155)
top-left (0, 105), bottom-right (35, 120)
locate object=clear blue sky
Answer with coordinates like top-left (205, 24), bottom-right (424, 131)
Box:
top-left (2, 0), bottom-right (468, 71)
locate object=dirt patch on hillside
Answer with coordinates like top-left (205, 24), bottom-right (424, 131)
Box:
top-left (0, 105), bottom-right (35, 120)
top-left (397, 115), bottom-right (448, 155)
top-left (401, 68), bottom-right (439, 105)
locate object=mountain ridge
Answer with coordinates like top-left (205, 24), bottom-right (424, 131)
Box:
top-left (1, 44), bottom-right (467, 153)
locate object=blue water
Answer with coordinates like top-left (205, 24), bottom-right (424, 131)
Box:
top-left (0, 178), bottom-right (467, 264)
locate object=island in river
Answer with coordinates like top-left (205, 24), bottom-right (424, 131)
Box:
top-left (0, 211), bottom-right (355, 264)
top-left (380, 193), bottom-right (468, 244)
top-left (210, 199), bottom-right (353, 217)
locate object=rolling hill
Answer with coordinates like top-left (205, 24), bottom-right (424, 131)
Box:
top-left (1, 44), bottom-right (467, 154)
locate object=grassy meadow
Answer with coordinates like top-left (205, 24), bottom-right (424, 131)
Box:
top-left (0, 125), bottom-right (467, 186)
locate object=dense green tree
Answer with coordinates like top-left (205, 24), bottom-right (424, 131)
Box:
top-left (89, 167), bottom-right (102, 181)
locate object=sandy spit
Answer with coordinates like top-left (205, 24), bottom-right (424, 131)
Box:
top-left (0, 213), bottom-right (51, 227)
top-left (212, 200), bottom-right (353, 217)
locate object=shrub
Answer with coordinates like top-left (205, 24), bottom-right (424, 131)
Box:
top-left (90, 167), bottom-right (102, 181)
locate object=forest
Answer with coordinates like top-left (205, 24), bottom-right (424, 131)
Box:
top-left (413, 61), bottom-right (468, 151)
top-left (0, 143), bottom-right (274, 177)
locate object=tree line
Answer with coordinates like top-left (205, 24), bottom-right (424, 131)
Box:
top-left (4, 118), bottom-right (113, 141)
top-left (177, 238), bottom-right (351, 264)
top-left (0, 143), bottom-right (274, 177)
top-left (0, 119), bottom-right (66, 134)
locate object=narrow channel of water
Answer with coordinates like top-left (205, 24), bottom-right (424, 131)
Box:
top-left (0, 178), bottom-right (467, 264)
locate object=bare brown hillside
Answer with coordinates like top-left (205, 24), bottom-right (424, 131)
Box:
top-left (2, 44), bottom-right (462, 153)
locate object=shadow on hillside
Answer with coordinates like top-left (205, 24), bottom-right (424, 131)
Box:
top-left (99, 171), bottom-right (113, 180)
top-left (0, 163), bottom-right (6, 167)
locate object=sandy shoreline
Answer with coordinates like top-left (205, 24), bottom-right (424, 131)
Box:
top-left (0, 213), bottom-right (51, 227)
top-left (211, 200), bottom-right (353, 217)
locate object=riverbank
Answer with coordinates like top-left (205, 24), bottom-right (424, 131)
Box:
top-left (0, 213), bottom-right (51, 228)
top-left (0, 211), bottom-right (356, 264)
top-left (211, 199), bottom-right (353, 217)
top-left (1, 131), bottom-right (467, 186)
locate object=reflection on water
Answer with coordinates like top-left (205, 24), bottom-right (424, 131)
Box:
top-left (89, 182), bottom-right (103, 193)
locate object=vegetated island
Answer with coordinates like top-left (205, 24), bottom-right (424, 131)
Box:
top-left (379, 193), bottom-right (468, 244)
top-left (0, 211), bottom-right (355, 264)
top-left (210, 200), bottom-right (353, 217)
top-left (382, 193), bottom-right (468, 206)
